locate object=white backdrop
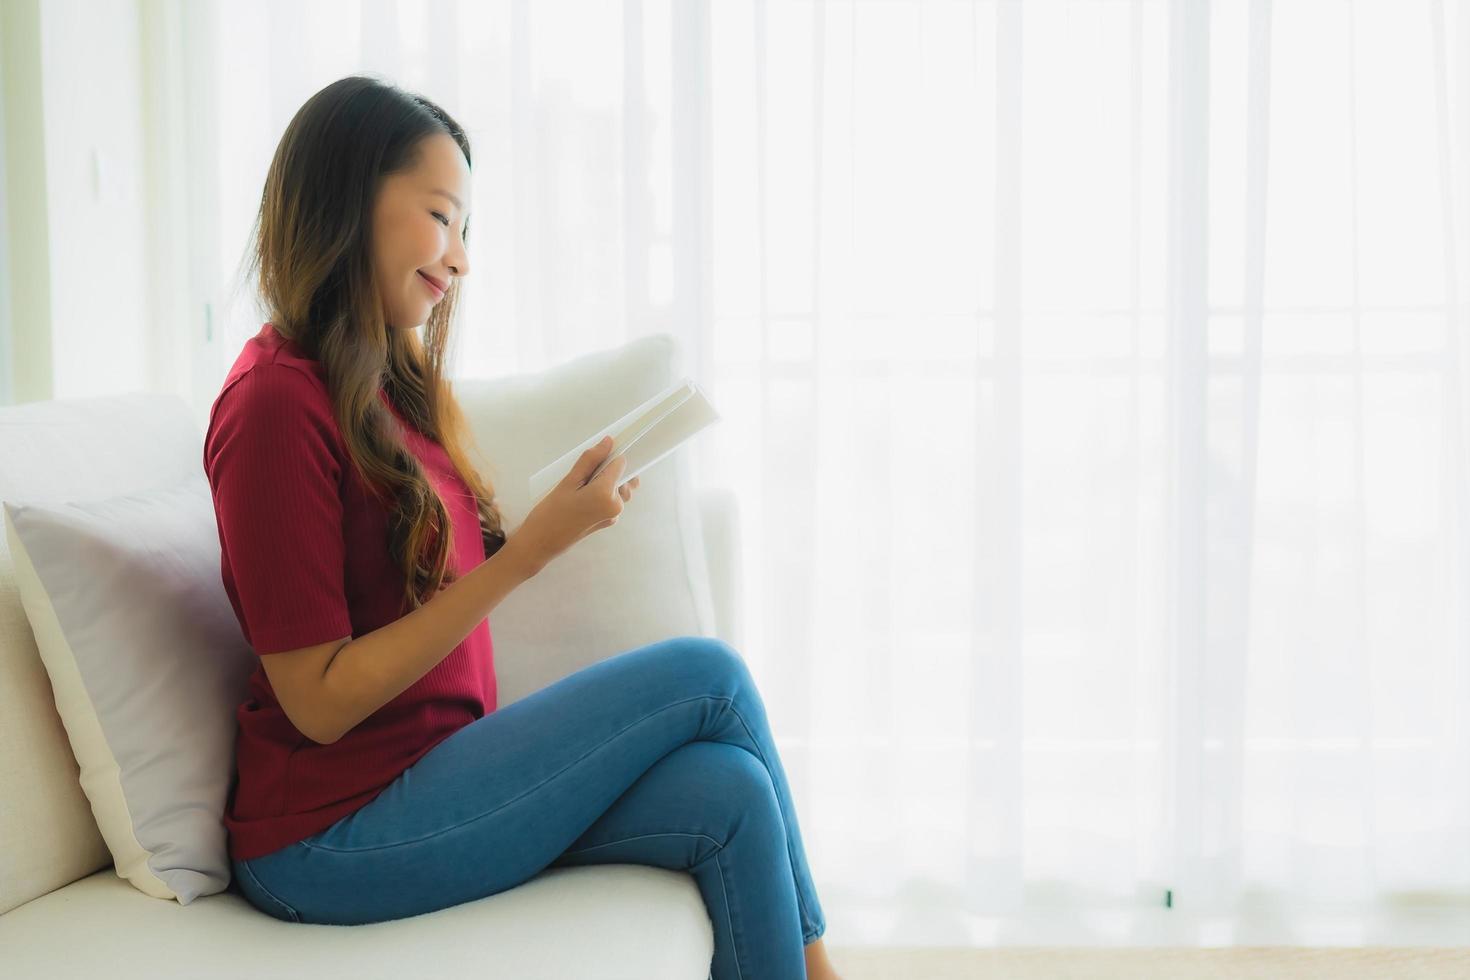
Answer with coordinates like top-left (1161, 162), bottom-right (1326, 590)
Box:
top-left (175, 0), bottom-right (1470, 944)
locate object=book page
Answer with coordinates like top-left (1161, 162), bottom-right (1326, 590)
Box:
top-left (527, 377), bottom-right (720, 505)
top-left (586, 383), bottom-right (694, 483)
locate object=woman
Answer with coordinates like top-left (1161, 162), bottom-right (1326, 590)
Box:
top-left (203, 74), bottom-right (838, 980)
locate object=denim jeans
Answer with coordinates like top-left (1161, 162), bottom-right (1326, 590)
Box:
top-left (230, 635), bottom-right (826, 979)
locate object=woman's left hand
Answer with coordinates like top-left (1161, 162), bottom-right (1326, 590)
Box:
top-left (617, 475), bottom-right (640, 502)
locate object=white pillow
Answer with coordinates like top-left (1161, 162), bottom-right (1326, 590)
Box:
top-left (2, 474), bottom-right (254, 904)
top-left (454, 333), bottom-right (720, 706)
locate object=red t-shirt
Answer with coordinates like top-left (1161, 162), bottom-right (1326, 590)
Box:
top-left (204, 322), bottom-right (496, 862)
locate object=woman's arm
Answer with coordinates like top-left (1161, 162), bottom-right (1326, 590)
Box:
top-left (315, 536), bottom-right (541, 744)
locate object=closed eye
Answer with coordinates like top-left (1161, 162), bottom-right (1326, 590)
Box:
top-left (433, 211), bottom-right (469, 243)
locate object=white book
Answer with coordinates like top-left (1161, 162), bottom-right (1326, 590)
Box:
top-left (528, 377), bottom-right (721, 505)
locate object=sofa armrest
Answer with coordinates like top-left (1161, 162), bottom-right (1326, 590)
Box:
top-left (697, 487), bottom-right (742, 651)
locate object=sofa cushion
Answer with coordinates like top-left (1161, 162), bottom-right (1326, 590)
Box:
top-left (4, 473), bottom-right (256, 904)
top-left (0, 863), bottom-right (713, 980)
top-left (0, 392), bottom-right (203, 915)
top-left (453, 332), bottom-right (720, 705)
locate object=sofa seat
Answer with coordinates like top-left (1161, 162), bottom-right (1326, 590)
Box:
top-left (1, 862), bottom-right (713, 978)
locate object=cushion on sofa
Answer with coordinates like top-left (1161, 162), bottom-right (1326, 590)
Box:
top-left (0, 862), bottom-right (714, 980)
top-left (0, 392), bottom-right (202, 915)
top-left (452, 332), bottom-right (720, 705)
top-left (4, 473), bottom-right (256, 903)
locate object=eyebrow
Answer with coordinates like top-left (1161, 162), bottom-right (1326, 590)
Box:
top-left (430, 188), bottom-right (466, 212)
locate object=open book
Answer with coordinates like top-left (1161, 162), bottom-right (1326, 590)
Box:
top-left (528, 377), bottom-right (721, 505)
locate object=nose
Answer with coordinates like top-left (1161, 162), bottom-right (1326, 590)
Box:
top-left (448, 238), bottom-right (470, 280)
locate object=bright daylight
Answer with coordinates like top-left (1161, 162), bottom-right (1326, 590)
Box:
top-left (1, 1), bottom-right (1469, 978)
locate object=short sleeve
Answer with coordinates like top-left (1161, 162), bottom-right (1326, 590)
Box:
top-left (204, 364), bottom-right (354, 654)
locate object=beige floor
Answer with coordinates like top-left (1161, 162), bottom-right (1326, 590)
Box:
top-left (827, 946), bottom-right (1470, 979)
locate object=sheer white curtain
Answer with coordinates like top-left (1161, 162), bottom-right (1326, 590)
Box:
top-left (179, 0), bottom-right (1470, 943)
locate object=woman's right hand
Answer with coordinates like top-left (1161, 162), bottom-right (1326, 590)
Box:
top-left (507, 435), bottom-right (639, 576)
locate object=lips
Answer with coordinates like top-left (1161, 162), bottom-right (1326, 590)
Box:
top-left (417, 271), bottom-right (446, 300)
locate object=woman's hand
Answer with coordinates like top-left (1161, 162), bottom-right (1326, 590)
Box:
top-left (506, 436), bottom-right (641, 575)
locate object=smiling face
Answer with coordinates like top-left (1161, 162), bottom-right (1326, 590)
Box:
top-left (371, 132), bottom-right (472, 329)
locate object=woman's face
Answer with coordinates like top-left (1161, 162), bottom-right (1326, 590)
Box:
top-left (371, 132), bottom-right (472, 329)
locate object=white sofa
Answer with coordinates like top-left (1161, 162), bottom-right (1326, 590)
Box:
top-left (0, 334), bottom-right (741, 979)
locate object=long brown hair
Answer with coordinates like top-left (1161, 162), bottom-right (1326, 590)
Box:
top-left (238, 74), bottom-right (507, 616)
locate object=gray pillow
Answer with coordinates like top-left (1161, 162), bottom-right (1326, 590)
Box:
top-left (3, 474), bottom-right (255, 904)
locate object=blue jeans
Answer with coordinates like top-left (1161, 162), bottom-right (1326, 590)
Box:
top-left (230, 635), bottom-right (826, 979)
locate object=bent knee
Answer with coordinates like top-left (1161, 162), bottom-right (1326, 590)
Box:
top-left (678, 741), bottom-right (777, 808)
top-left (675, 635), bottom-right (751, 684)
